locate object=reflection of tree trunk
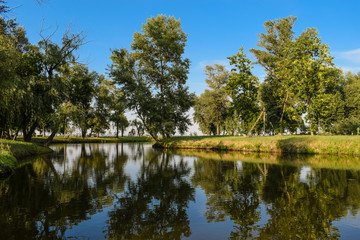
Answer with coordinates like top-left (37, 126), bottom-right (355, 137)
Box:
top-left (63, 144), bottom-right (66, 177)
top-left (280, 168), bottom-right (291, 203)
top-left (257, 163), bottom-right (268, 183)
top-left (43, 157), bottom-right (61, 182)
top-left (27, 164), bottom-right (38, 179)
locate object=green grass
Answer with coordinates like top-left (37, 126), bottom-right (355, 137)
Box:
top-left (0, 139), bottom-right (53, 175)
top-left (161, 135), bottom-right (360, 155)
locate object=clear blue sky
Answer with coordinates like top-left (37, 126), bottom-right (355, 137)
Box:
top-left (10, 0), bottom-right (360, 95)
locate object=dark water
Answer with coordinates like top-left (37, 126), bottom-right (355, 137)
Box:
top-left (1, 143), bottom-right (360, 239)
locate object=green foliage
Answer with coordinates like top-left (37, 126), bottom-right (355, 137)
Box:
top-left (131, 119), bottom-right (145, 137)
top-left (226, 47), bottom-right (260, 133)
top-left (110, 15), bottom-right (194, 141)
top-left (193, 64), bottom-right (230, 135)
top-left (89, 77), bottom-right (114, 137)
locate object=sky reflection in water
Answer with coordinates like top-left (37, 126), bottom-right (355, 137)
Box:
top-left (1, 143), bottom-right (360, 239)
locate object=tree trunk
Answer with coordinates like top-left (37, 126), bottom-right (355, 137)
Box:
top-left (6, 130), bottom-right (10, 140)
top-left (263, 108), bottom-right (266, 136)
top-left (42, 125), bottom-right (46, 137)
top-left (63, 118), bottom-right (66, 137)
top-left (82, 128), bottom-right (86, 139)
top-left (216, 124), bottom-right (220, 136)
top-left (13, 129), bottom-right (19, 141)
top-left (279, 91), bottom-right (289, 134)
top-left (24, 121), bottom-right (38, 142)
top-left (116, 122), bottom-right (119, 138)
top-left (44, 130), bottom-right (57, 147)
top-left (247, 111), bottom-right (264, 136)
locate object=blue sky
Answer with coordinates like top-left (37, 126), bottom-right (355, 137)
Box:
top-left (10, 0), bottom-right (360, 96)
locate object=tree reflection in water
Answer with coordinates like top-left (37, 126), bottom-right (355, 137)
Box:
top-left (1, 145), bottom-right (360, 239)
top-left (191, 154), bottom-right (360, 240)
top-left (105, 151), bottom-right (195, 240)
top-left (0, 143), bottom-right (130, 239)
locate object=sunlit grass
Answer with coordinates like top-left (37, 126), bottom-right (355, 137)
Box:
top-left (162, 135), bottom-right (360, 155)
top-left (0, 139), bottom-right (52, 173)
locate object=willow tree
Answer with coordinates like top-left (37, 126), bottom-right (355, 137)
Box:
top-left (110, 15), bottom-right (194, 141)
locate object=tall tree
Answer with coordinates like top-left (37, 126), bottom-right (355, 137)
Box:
top-left (193, 64), bottom-right (230, 135)
top-left (226, 47), bottom-right (260, 134)
top-left (39, 29), bottom-right (86, 145)
top-left (250, 16), bottom-right (299, 134)
top-left (89, 76), bottom-right (113, 138)
top-left (60, 63), bottom-right (96, 138)
top-left (284, 28), bottom-right (334, 135)
top-left (110, 15), bottom-right (194, 142)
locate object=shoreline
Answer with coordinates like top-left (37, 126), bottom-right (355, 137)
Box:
top-left (158, 135), bottom-right (360, 156)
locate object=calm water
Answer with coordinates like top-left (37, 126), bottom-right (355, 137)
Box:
top-left (1, 143), bottom-right (360, 239)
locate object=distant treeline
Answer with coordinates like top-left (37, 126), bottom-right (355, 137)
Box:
top-left (194, 16), bottom-right (360, 136)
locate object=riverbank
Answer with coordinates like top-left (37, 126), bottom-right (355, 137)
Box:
top-left (25, 136), bottom-right (152, 144)
top-left (160, 135), bottom-right (360, 155)
top-left (0, 139), bottom-right (53, 177)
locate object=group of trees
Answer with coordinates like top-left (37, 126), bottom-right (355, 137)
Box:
top-left (2, 1), bottom-right (359, 143)
top-left (0, 1), bottom-right (131, 145)
top-left (194, 16), bottom-right (360, 136)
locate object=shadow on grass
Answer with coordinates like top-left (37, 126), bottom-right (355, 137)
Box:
top-left (276, 137), bottom-right (316, 154)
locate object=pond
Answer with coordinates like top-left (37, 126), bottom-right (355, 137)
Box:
top-left (1, 143), bottom-right (360, 239)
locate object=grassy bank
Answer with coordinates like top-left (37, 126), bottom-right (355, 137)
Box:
top-left (0, 139), bottom-right (53, 176)
top-left (161, 135), bottom-right (360, 155)
top-left (24, 136), bottom-right (152, 144)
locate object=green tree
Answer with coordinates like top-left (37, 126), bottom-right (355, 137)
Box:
top-left (89, 77), bottom-right (113, 137)
top-left (333, 72), bottom-right (360, 134)
top-left (285, 28), bottom-right (334, 135)
top-left (193, 64), bottom-right (230, 135)
top-left (250, 16), bottom-right (300, 134)
top-left (131, 119), bottom-right (145, 137)
top-left (109, 88), bottom-right (128, 138)
top-left (39, 29), bottom-right (86, 145)
top-left (110, 15), bottom-right (194, 142)
top-left (61, 63), bottom-right (96, 138)
top-left (226, 47), bottom-right (260, 134)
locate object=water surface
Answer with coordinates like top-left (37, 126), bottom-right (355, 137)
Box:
top-left (1, 143), bottom-right (360, 239)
